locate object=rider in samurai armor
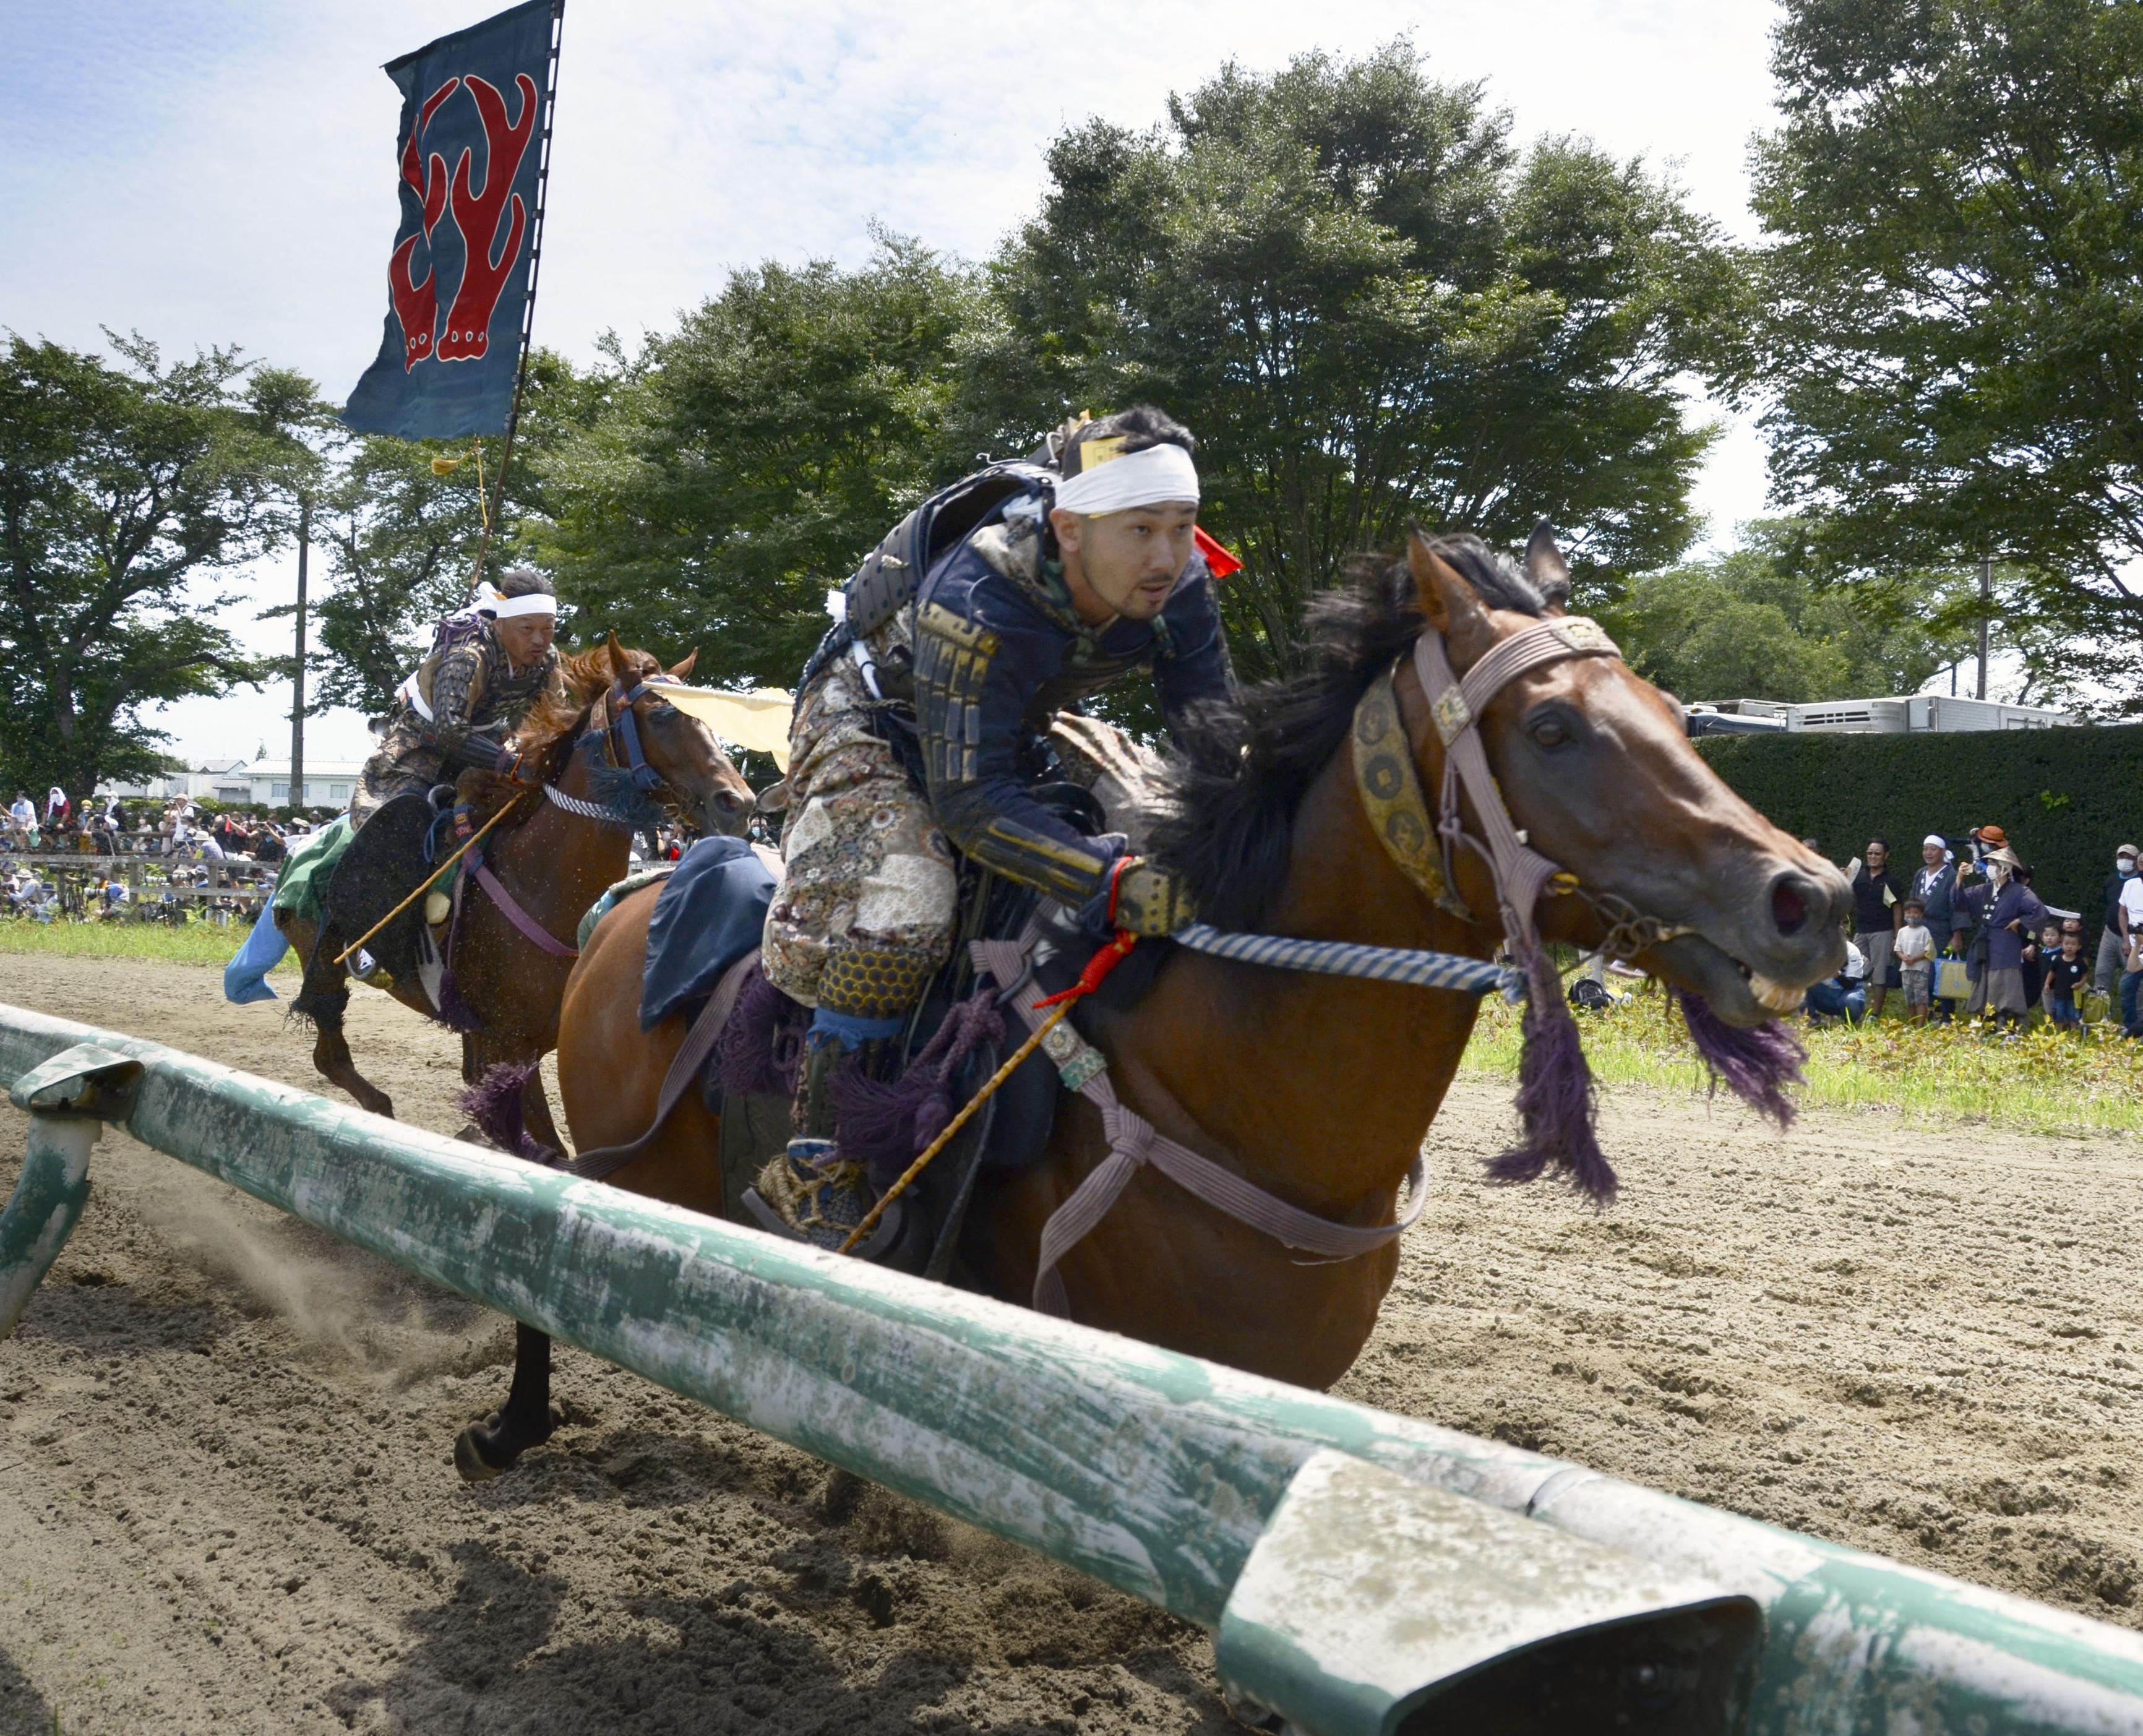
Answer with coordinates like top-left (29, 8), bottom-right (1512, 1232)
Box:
top-left (755, 406), bottom-right (1235, 1248)
top-left (352, 569), bottom-right (568, 831)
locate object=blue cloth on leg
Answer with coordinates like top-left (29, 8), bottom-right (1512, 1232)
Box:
top-left (223, 895), bottom-right (290, 1004)
top-left (640, 835), bottom-right (779, 1029)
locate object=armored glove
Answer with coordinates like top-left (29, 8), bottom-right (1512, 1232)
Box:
top-left (1078, 852), bottom-right (1195, 939)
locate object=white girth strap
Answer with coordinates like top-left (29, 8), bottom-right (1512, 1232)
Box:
top-left (1411, 616), bottom-right (1620, 961)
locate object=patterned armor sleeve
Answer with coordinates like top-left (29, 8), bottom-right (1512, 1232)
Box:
top-left (426, 643), bottom-right (484, 754)
top-left (913, 583), bottom-right (1122, 908)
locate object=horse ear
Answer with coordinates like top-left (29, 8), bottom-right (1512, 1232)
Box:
top-left (1406, 531), bottom-right (1484, 638)
top-left (604, 630), bottom-right (627, 677)
top-left (668, 648), bottom-right (698, 681)
top-left (1525, 519), bottom-right (1571, 615)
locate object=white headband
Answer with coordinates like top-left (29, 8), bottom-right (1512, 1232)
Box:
top-left (1054, 442), bottom-right (1200, 516)
top-left (1923, 834), bottom-right (1944, 849)
top-left (491, 591), bottom-right (557, 621)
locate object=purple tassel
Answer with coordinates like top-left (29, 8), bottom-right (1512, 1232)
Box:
top-left (830, 989), bottom-right (1007, 1192)
top-left (434, 967), bottom-right (484, 1032)
top-left (716, 965), bottom-right (807, 1099)
top-left (1487, 945), bottom-right (1618, 1203)
top-left (1677, 992), bottom-right (1805, 1129)
top-left (458, 1061), bottom-right (557, 1163)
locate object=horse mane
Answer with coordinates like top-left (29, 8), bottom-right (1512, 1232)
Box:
top-left (518, 644), bottom-right (667, 778)
top-left (1149, 534), bottom-right (1550, 932)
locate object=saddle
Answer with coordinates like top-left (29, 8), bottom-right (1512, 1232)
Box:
top-left (321, 790), bottom-right (449, 988)
top-left (695, 780), bottom-right (1166, 1287)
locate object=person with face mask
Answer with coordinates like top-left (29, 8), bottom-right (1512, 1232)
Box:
top-left (1952, 842), bottom-right (2045, 1026)
top-left (755, 405), bottom-right (1234, 1253)
top-left (2097, 844), bottom-right (2139, 999)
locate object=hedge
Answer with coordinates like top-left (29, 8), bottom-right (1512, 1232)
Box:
top-left (1692, 723), bottom-right (2143, 921)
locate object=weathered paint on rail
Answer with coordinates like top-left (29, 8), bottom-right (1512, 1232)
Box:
top-left (1, 1002), bottom-right (2139, 1734)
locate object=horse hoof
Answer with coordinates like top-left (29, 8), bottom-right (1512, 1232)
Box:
top-left (454, 1415), bottom-right (519, 1482)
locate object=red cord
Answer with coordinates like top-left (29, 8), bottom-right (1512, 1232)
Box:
top-left (1033, 857), bottom-right (1141, 1009)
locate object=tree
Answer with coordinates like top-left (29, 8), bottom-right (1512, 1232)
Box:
top-left (967, 43), bottom-right (1753, 681)
top-left (534, 234), bottom-right (983, 688)
top-left (1752, 0), bottom-right (2143, 711)
top-left (1602, 521), bottom-right (1964, 705)
top-left (0, 331), bottom-right (310, 794)
top-left (304, 349), bottom-right (603, 719)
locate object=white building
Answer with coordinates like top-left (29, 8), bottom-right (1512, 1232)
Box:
top-left (226, 758), bottom-right (369, 809)
top-left (1694, 695), bottom-right (2072, 734)
top-left (97, 757), bottom-right (252, 802)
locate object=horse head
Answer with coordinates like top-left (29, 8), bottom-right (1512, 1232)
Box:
top-left (1404, 527), bottom-right (1849, 1029)
top-left (585, 635), bottom-right (755, 837)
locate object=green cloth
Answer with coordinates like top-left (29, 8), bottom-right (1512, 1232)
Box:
top-left (271, 817), bottom-right (355, 920)
top-left (575, 866), bottom-right (674, 952)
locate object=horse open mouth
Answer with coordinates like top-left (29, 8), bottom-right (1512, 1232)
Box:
top-left (1643, 932), bottom-right (1832, 1029)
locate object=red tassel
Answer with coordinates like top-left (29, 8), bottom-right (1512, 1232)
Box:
top-left (1034, 930), bottom-right (1139, 1009)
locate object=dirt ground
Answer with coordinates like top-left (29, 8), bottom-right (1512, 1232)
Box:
top-left (0, 954), bottom-right (2137, 1735)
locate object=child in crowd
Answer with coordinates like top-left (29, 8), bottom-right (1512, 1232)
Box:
top-left (2021, 919), bottom-right (2060, 1012)
top-left (2043, 919), bottom-right (2089, 1029)
top-left (1894, 898), bottom-right (1935, 1025)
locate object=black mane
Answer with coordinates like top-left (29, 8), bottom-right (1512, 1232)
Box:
top-left (1151, 534), bottom-right (1550, 931)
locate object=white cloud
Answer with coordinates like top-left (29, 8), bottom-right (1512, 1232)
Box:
top-left (5, 0), bottom-right (1784, 762)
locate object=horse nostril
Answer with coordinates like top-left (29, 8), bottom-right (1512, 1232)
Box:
top-left (1772, 879), bottom-right (1808, 936)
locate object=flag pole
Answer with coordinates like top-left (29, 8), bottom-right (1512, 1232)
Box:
top-left (468, 0), bottom-right (564, 593)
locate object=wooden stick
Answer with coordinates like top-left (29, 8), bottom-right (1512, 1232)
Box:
top-left (836, 1000), bottom-right (1073, 1256)
top-left (333, 796), bottom-right (525, 968)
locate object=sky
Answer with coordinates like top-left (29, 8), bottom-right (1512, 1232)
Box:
top-left (3, 0), bottom-right (1786, 765)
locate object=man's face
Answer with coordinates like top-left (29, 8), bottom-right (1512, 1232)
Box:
top-left (1923, 841), bottom-right (1944, 867)
top-left (1865, 843), bottom-right (1887, 871)
top-left (496, 612), bottom-right (556, 667)
top-left (1050, 501), bottom-right (1200, 625)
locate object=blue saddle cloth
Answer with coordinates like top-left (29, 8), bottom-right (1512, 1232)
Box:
top-left (640, 835), bottom-right (778, 1030)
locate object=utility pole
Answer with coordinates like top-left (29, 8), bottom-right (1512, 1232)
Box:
top-left (1975, 554), bottom-right (1991, 701)
top-left (290, 497), bottom-right (309, 813)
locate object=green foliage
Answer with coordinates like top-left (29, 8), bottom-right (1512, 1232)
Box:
top-left (533, 236), bottom-right (984, 687)
top-left (0, 332), bottom-right (311, 794)
top-left (1752, 0), bottom-right (2143, 710)
top-left (1692, 724), bottom-right (2143, 916)
top-left (972, 42), bottom-right (1753, 681)
top-left (0, 911), bottom-right (285, 970)
top-left (1602, 520), bottom-right (1963, 703)
top-left (1465, 989), bottom-right (2143, 1135)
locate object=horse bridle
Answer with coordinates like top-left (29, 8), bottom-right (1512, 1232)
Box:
top-left (546, 672), bottom-right (690, 828)
top-left (1352, 613), bottom-right (1696, 977)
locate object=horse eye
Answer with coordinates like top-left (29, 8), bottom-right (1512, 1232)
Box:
top-left (1531, 717), bottom-right (1571, 748)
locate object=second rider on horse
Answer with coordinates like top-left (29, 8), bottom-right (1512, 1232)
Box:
top-left (351, 568), bottom-right (567, 831)
top-left (754, 406), bottom-right (1235, 1250)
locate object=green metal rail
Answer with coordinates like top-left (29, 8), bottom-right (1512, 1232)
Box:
top-left (1, 1001), bottom-right (2139, 1734)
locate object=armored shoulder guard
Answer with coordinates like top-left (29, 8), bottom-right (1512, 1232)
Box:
top-left (843, 463), bottom-right (1055, 640)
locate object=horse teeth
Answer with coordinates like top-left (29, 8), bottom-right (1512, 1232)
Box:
top-left (1748, 972), bottom-right (1805, 1014)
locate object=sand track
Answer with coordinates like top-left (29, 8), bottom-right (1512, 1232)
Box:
top-left (0, 953), bottom-right (2137, 1734)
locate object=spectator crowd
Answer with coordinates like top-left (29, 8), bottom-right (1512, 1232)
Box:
top-left (1807, 826), bottom-right (2143, 1038)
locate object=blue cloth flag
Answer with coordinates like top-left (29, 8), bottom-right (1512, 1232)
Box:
top-left (343, 0), bottom-right (557, 439)
top-left (224, 893), bottom-right (291, 1005)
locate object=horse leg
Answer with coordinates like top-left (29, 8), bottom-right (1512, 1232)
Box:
top-left (284, 917), bottom-right (395, 1118)
top-left (453, 1321), bottom-right (558, 1482)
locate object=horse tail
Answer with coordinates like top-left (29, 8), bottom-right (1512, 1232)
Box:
top-left (460, 1062), bottom-right (560, 1164)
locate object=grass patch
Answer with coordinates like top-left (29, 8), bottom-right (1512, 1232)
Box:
top-left (0, 914), bottom-right (296, 973)
top-left (1461, 989), bottom-right (2143, 1137)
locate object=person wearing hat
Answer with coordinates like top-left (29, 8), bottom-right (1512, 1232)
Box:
top-left (2097, 843), bottom-right (2140, 1000)
top-left (1910, 834), bottom-right (1961, 1021)
top-left (1952, 837), bottom-right (2045, 1026)
top-left (2119, 855), bottom-right (2143, 1037)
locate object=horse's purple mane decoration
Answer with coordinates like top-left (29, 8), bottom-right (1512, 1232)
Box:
top-left (1677, 989), bottom-right (1805, 1128)
top-left (716, 965), bottom-right (807, 1099)
top-left (1487, 945), bottom-right (1617, 1202)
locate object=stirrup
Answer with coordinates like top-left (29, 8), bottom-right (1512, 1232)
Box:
top-left (742, 1138), bottom-right (906, 1260)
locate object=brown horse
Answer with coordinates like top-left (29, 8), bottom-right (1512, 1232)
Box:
top-left (453, 531), bottom-right (1848, 1478)
top-left (277, 637), bottom-right (754, 1154)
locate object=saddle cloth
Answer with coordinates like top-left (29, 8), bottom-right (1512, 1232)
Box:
top-left (640, 835), bottom-right (782, 1029)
